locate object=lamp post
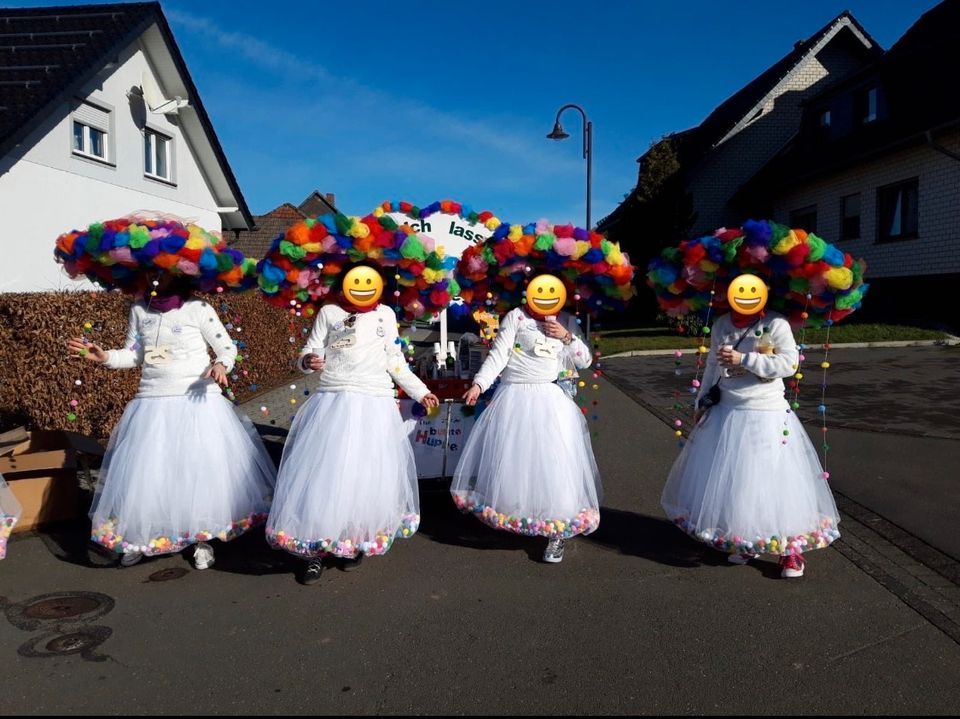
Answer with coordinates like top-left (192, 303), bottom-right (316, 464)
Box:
top-left (546, 103), bottom-right (593, 231)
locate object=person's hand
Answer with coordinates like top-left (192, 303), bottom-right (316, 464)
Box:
top-left (421, 393), bottom-right (440, 409)
top-left (717, 346), bottom-right (743, 367)
top-left (303, 353), bottom-right (325, 372)
top-left (204, 362), bottom-right (229, 387)
top-left (67, 337), bottom-right (108, 363)
top-left (462, 384), bottom-right (482, 406)
top-left (694, 408), bottom-right (706, 424)
top-left (542, 320), bottom-right (569, 341)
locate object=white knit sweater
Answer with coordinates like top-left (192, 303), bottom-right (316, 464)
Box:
top-left (696, 312), bottom-right (800, 411)
top-left (299, 303), bottom-right (430, 403)
top-left (473, 308), bottom-right (591, 392)
top-left (104, 300), bottom-right (237, 398)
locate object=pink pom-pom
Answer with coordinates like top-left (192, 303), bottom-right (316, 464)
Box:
top-left (691, 379), bottom-right (701, 388)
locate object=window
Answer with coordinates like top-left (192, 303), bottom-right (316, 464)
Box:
top-left (144, 129), bottom-right (172, 181)
top-left (819, 109), bottom-right (831, 128)
top-left (840, 194), bottom-right (860, 240)
top-left (789, 205), bottom-right (817, 232)
top-left (71, 101), bottom-right (110, 162)
top-left (857, 87), bottom-right (878, 124)
top-left (877, 179), bottom-right (919, 241)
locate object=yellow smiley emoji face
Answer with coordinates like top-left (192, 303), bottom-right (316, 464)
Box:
top-left (525, 274), bottom-right (567, 316)
top-left (727, 274), bottom-right (768, 315)
top-left (343, 265), bottom-right (383, 308)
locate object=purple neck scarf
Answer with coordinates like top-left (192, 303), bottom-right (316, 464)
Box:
top-left (149, 293), bottom-right (186, 313)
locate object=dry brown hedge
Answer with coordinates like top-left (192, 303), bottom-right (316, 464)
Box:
top-left (0, 291), bottom-right (308, 439)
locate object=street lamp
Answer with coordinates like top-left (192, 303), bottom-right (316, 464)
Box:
top-left (546, 103), bottom-right (593, 230)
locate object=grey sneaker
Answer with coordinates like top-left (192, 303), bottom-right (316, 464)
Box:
top-left (727, 553), bottom-right (759, 565)
top-left (193, 542), bottom-right (215, 570)
top-left (119, 551), bottom-right (143, 568)
top-left (543, 537), bottom-right (565, 563)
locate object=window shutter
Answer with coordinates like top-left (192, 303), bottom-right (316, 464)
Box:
top-left (73, 101), bottom-right (110, 131)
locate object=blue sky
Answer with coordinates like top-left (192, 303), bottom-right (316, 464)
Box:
top-left (18, 0), bottom-right (944, 224)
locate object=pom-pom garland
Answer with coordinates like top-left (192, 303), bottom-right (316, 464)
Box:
top-left (256, 213), bottom-right (457, 322)
top-left (454, 220), bottom-right (636, 315)
top-left (647, 220), bottom-right (868, 327)
top-left (373, 198), bottom-right (504, 234)
top-left (54, 217), bottom-right (257, 293)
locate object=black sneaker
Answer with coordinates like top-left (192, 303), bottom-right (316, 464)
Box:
top-left (341, 554), bottom-right (364, 572)
top-left (299, 559), bottom-right (324, 585)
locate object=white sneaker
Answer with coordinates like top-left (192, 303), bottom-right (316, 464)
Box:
top-left (779, 554), bottom-right (805, 578)
top-left (727, 553), bottom-right (759, 565)
top-left (543, 538), bottom-right (565, 563)
top-left (193, 542), bottom-right (215, 570)
top-left (119, 551), bottom-right (143, 568)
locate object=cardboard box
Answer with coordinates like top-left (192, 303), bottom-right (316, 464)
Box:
top-left (0, 429), bottom-right (104, 533)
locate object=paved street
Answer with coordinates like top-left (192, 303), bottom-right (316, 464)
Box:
top-left (2, 360), bottom-right (960, 714)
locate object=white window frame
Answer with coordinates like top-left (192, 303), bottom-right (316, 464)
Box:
top-left (70, 101), bottom-right (112, 164)
top-left (143, 128), bottom-right (175, 184)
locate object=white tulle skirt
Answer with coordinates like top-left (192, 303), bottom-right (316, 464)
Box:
top-left (451, 382), bottom-right (602, 539)
top-left (661, 404), bottom-right (840, 556)
top-left (0, 473), bottom-right (21, 560)
top-left (89, 395), bottom-right (276, 556)
top-left (266, 391), bottom-right (419, 559)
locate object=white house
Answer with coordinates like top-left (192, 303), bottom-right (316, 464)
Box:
top-left (0, 2), bottom-right (253, 292)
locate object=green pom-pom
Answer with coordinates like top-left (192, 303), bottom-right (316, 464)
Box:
top-left (398, 236), bottom-right (424, 261)
top-left (334, 213), bottom-right (353, 234)
top-left (128, 225), bottom-right (150, 249)
top-left (534, 233), bottom-right (555, 251)
top-left (378, 216), bottom-right (399, 231)
top-left (88, 222), bottom-right (105, 240)
top-left (304, 218), bottom-right (316, 228)
top-left (448, 278), bottom-right (461, 296)
top-left (216, 253), bottom-right (234, 272)
top-left (280, 240), bottom-right (306, 261)
top-left (770, 221), bottom-right (790, 244)
top-left (425, 252), bottom-right (444, 270)
top-left (806, 233), bottom-right (826, 261)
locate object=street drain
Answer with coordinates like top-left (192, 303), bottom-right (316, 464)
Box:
top-left (148, 567), bottom-right (188, 582)
top-left (5, 592), bottom-right (115, 631)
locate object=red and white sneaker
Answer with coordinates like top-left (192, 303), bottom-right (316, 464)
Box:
top-left (779, 554), bottom-right (806, 578)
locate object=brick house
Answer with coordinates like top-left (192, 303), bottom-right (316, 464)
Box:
top-left (229, 191), bottom-right (338, 260)
top-left (599, 11), bottom-right (880, 248)
top-left (736, 0), bottom-right (960, 324)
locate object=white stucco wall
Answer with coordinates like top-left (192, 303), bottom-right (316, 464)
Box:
top-left (0, 39), bottom-right (224, 292)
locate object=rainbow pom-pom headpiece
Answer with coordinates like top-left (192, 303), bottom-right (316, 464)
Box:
top-left (647, 219), bottom-right (868, 327)
top-left (454, 220), bottom-right (636, 315)
top-left (256, 213), bottom-right (458, 322)
top-left (54, 216), bottom-right (257, 292)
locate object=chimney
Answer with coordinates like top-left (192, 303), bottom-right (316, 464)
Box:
top-left (325, 193), bottom-right (336, 207)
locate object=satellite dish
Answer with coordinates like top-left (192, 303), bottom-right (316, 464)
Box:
top-left (140, 71), bottom-right (189, 115)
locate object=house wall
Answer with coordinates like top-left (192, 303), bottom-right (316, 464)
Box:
top-left (0, 40), bottom-right (222, 292)
top-left (687, 37), bottom-right (868, 234)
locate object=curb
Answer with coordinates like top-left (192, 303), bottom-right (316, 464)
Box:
top-left (604, 336), bottom-right (960, 358)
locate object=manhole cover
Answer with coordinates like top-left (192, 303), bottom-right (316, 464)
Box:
top-left (5, 592), bottom-right (115, 631)
top-left (46, 632), bottom-right (97, 653)
top-left (24, 596), bottom-right (102, 620)
top-left (148, 567), bottom-right (188, 582)
top-left (18, 625), bottom-right (113, 661)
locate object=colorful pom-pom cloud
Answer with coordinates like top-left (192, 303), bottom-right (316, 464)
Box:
top-left (647, 219), bottom-right (868, 327)
top-left (54, 217), bottom-right (257, 293)
top-left (454, 220), bottom-right (636, 314)
top-left (256, 213), bottom-right (458, 322)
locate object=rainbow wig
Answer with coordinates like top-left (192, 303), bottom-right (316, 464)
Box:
top-left (54, 217), bottom-right (257, 293)
top-left (256, 213), bottom-right (458, 322)
top-left (647, 219), bottom-right (868, 327)
top-left (454, 220), bottom-right (636, 315)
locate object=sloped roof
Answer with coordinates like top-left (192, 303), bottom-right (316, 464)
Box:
top-left (298, 190), bottom-right (338, 218)
top-left (229, 202), bottom-right (305, 259)
top-left (0, 2), bottom-right (253, 229)
top-left (736, 0), bottom-right (960, 200)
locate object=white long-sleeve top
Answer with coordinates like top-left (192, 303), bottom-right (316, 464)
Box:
top-left (104, 300), bottom-right (237, 398)
top-left (472, 308), bottom-right (591, 392)
top-left (299, 303), bottom-right (430, 403)
top-left (696, 311), bottom-right (800, 411)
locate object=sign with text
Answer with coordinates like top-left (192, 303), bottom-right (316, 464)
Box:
top-left (398, 400), bottom-right (477, 479)
top-left (386, 212), bottom-right (491, 260)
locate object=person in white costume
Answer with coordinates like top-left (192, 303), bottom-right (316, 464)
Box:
top-left (266, 263), bottom-right (439, 585)
top-left (452, 274), bottom-right (602, 564)
top-left (67, 275), bottom-right (276, 570)
top-left (661, 274), bottom-right (840, 579)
